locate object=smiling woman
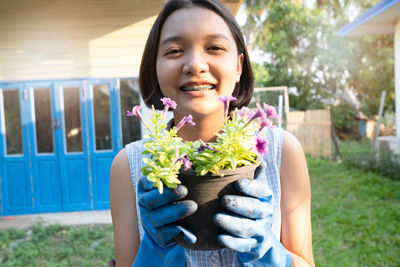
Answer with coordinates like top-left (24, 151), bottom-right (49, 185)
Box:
top-left (110, 1), bottom-right (314, 266)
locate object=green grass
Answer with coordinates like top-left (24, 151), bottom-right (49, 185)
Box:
top-left (0, 224), bottom-right (114, 266)
top-left (0, 140), bottom-right (399, 266)
top-left (310, 140), bottom-right (400, 266)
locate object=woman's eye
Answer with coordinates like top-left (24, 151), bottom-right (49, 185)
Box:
top-left (208, 46), bottom-right (225, 51)
top-left (165, 49), bottom-right (183, 56)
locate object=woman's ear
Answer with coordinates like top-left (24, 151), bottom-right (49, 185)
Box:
top-left (236, 53), bottom-right (244, 83)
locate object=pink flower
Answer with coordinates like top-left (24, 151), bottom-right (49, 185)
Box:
top-left (126, 105), bottom-right (148, 128)
top-left (197, 144), bottom-right (218, 153)
top-left (180, 155), bottom-right (192, 171)
top-left (244, 103), bottom-right (267, 129)
top-left (263, 103), bottom-right (278, 119)
top-left (237, 106), bottom-right (255, 119)
top-left (126, 105), bottom-right (142, 117)
top-left (255, 136), bottom-right (269, 156)
top-left (173, 147), bottom-right (193, 171)
top-left (218, 95), bottom-right (237, 118)
top-left (161, 97), bottom-right (177, 110)
top-left (176, 115), bottom-right (196, 132)
top-left (260, 118), bottom-right (274, 130)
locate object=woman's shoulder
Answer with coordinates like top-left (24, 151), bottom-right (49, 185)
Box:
top-left (281, 130), bottom-right (304, 156)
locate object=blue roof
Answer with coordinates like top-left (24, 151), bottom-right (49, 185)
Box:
top-left (337, 0), bottom-right (400, 37)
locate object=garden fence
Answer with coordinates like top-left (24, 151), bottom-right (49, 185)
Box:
top-left (286, 109), bottom-right (332, 158)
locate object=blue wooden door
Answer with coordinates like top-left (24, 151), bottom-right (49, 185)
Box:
top-left (25, 82), bottom-right (63, 213)
top-left (53, 81), bottom-right (92, 211)
top-left (1, 79), bottom-right (121, 215)
top-left (0, 83), bottom-right (34, 215)
top-left (86, 79), bottom-right (121, 210)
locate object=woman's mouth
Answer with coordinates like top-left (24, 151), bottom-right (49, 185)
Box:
top-left (180, 84), bottom-right (215, 91)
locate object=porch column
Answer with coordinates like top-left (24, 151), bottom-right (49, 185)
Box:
top-left (395, 20), bottom-right (400, 150)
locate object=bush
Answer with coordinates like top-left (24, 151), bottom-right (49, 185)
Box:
top-left (332, 103), bottom-right (358, 140)
top-left (344, 150), bottom-right (400, 180)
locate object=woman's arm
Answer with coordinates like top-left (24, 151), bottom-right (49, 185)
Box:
top-left (110, 148), bottom-right (140, 267)
top-left (280, 130), bottom-right (315, 267)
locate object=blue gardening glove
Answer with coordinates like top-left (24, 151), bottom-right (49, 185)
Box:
top-left (133, 176), bottom-right (197, 267)
top-left (133, 232), bottom-right (185, 267)
top-left (213, 178), bottom-right (292, 267)
top-left (137, 175), bottom-right (198, 247)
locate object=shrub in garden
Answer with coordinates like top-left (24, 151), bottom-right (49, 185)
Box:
top-left (344, 150), bottom-right (400, 180)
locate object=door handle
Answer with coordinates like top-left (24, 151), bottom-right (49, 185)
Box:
top-left (53, 118), bottom-right (61, 130)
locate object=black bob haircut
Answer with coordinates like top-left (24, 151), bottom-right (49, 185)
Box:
top-left (139, 0), bottom-right (254, 111)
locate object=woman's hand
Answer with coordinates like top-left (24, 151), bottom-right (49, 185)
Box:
top-left (213, 178), bottom-right (292, 266)
top-left (137, 175), bottom-right (198, 247)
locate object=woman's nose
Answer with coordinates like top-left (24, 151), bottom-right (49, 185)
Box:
top-left (182, 51), bottom-right (209, 74)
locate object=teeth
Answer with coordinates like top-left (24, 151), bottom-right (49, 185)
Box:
top-left (181, 85), bottom-right (214, 91)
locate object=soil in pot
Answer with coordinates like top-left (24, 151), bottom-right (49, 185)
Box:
top-left (175, 161), bottom-right (260, 250)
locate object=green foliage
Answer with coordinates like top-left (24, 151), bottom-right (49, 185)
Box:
top-left (342, 141), bottom-right (400, 180)
top-left (139, 101), bottom-right (273, 192)
top-left (244, 0), bottom-right (395, 115)
top-left (187, 111), bottom-right (259, 176)
top-left (0, 224), bottom-right (114, 267)
top-left (332, 102), bottom-right (357, 134)
top-left (252, 62), bottom-right (270, 87)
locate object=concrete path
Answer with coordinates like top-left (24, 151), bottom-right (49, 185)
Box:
top-left (0, 210), bottom-right (112, 230)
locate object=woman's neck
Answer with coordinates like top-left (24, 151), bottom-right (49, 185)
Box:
top-left (174, 111), bottom-right (225, 142)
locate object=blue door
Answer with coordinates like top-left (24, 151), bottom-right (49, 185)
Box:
top-left (0, 79), bottom-right (121, 215)
top-left (26, 82), bottom-right (63, 213)
top-left (86, 79), bottom-right (121, 210)
top-left (53, 81), bottom-right (92, 211)
top-left (0, 83), bottom-right (34, 215)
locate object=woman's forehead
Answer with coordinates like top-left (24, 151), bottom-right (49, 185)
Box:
top-left (159, 6), bottom-right (234, 43)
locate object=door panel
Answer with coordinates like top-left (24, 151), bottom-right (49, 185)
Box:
top-left (27, 82), bottom-right (62, 212)
top-left (0, 78), bottom-right (123, 215)
top-left (54, 81), bottom-right (91, 211)
top-left (0, 84), bottom-right (33, 215)
top-left (87, 79), bottom-right (119, 209)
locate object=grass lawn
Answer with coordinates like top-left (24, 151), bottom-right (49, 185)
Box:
top-left (1, 141), bottom-right (399, 266)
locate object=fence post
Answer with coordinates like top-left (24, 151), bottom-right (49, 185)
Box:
top-left (330, 105), bottom-right (341, 160)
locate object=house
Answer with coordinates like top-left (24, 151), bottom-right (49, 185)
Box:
top-left (338, 0), bottom-right (400, 155)
top-left (0, 0), bottom-right (243, 216)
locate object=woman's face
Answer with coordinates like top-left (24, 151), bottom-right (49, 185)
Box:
top-left (156, 6), bottom-right (243, 119)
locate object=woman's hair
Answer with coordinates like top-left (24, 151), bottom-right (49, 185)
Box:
top-left (139, 0), bottom-right (254, 111)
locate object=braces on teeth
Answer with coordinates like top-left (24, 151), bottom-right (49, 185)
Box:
top-left (182, 85), bottom-right (214, 91)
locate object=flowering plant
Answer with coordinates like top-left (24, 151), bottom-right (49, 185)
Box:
top-left (127, 96), bottom-right (278, 193)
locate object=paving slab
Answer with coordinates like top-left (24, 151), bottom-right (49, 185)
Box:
top-left (0, 210), bottom-right (112, 230)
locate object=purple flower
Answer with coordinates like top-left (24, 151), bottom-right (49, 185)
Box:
top-left (180, 155), bottom-right (192, 171)
top-left (161, 97), bottom-right (177, 110)
top-left (254, 136), bottom-right (269, 156)
top-left (260, 118), bottom-right (274, 130)
top-left (126, 105), bottom-right (148, 128)
top-left (244, 103), bottom-right (267, 129)
top-left (263, 103), bottom-right (278, 119)
top-left (197, 144), bottom-right (218, 153)
top-left (176, 115), bottom-right (196, 132)
top-left (126, 105), bottom-right (141, 117)
top-left (218, 95), bottom-right (237, 118)
top-left (161, 97), bottom-right (177, 120)
top-left (237, 107), bottom-right (255, 121)
top-left (173, 149), bottom-right (193, 171)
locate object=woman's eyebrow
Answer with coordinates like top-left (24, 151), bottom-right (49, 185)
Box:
top-left (159, 33), bottom-right (231, 47)
top-left (160, 36), bottom-right (182, 47)
top-left (205, 33), bottom-right (231, 42)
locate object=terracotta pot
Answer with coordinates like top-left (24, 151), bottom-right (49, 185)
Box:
top-left (175, 160), bottom-right (261, 250)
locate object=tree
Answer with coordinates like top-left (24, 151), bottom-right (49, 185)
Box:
top-left (243, 0), bottom-right (394, 117)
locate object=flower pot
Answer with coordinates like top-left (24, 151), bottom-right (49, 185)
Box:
top-left (175, 160), bottom-right (261, 250)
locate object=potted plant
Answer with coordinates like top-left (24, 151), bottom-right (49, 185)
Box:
top-left (127, 96), bottom-right (277, 250)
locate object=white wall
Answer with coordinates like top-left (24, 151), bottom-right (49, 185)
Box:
top-left (0, 0), bottom-right (164, 81)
